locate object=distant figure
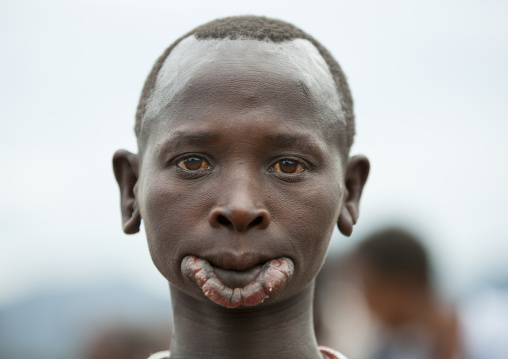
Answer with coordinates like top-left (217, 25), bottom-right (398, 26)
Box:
top-left (353, 228), bottom-right (461, 359)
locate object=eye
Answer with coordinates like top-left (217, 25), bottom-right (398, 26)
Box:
top-left (270, 159), bottom-right (305, 174)
top-left (177, 156), bottom-right (212, 171)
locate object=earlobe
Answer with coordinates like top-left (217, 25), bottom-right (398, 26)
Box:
top-left (123, 205), bottom-right (141, 234)
top-left (337, 155), bottom-right (370, 237)
top-left (113, 149), bottom-right (141, 234)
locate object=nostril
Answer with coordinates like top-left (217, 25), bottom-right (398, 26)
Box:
top-left (248, 216), bottom-right (263, 228)
top-left (217, 215), bottom-right (232, 227)
top-left (210, 207), bottom-right (270, 231)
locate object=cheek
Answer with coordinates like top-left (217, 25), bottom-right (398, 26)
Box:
top-left (140, 178), bottom-right (180, 278)
top-left (138, 172), bottom-right (211, 281)
top-left (269, 178), bottom-right (343, 284)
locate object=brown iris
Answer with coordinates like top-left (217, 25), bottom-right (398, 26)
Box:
top-left (271, 159), bottom-right (304, 174)
top-left (177, 157), bottom-right (211, 171)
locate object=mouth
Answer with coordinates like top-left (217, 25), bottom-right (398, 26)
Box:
top-left (181, 255), bottom-right (294, 308)
top-left (212, 263), bottom-right (264, 288)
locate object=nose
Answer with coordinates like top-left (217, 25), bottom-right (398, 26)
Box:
top-left (209, 194), bottom-right (270, 232)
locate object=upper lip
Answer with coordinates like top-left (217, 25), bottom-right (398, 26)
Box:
top-left (204, 251), bottom-right (274, 271)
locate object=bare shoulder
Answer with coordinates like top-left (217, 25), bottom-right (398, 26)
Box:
top-left (319, 345), bottom-right (349, 359)
top-left (147, 351), bottom-right (170, 359)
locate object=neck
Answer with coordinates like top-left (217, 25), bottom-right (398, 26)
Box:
top-left (168, 283), bottom-right (322, 359)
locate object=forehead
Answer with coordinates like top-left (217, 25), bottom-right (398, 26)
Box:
top-left (141, 36), bottom-right (346, 147)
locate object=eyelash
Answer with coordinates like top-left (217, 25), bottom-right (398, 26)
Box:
top-left (172, 155), bottom-right (309, 181)
top-left (174, 154), bottom-right (213, 178)
top-left (268, 158), bottom-right (308, 182)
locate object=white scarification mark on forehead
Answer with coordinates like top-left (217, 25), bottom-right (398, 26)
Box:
top-left (142, 36), bottom-right (344, 134)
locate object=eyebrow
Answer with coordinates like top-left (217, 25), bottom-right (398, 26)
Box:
top-left (264, 133), bottom-right (323, 148)
top-left (158, 131), bottom-right (219, 154)
top-left (168, 131), bottom-right (219, 144)
top-left (157, 130), bottom-right (326, 159)
top-left (165, 132), bottom-right (320, 147)
top-left (264, 133), bottom-right (325, 157)
top-left (264, 133), bottom-right (313, 145)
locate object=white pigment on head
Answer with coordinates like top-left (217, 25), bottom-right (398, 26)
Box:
top-left (141, 36), bottom-right (345, 144)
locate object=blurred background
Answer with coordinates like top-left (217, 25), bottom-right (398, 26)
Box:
top-left (1, 0), bottom-right (507, 358)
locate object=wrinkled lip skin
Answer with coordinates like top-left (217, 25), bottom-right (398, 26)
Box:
top-left (212, 263), bottom-right (264, 288)
top-left (181, 255), bottom-right (295, 308)
top-left (205, 251), bottom-right (274, 271)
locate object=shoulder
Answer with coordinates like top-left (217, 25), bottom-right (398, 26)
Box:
top-left (319, 345), bottom-right (349, 359)
top-left (147, 351), bottom-right (170, 359)
top-left (148, 348), bottom-right (346, 359)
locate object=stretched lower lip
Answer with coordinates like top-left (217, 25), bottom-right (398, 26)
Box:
top-left (181, 255), bottom-right (294, 308)
top-left (212, 263), bottom-right (264, 288)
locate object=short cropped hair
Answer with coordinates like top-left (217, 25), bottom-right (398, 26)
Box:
top-left (135, 16), bottom-right (355, 149)
top-left (355, 228), bottom-right (431, 286)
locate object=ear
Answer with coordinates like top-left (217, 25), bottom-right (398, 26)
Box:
top-left (113, 149), bottom-right (141, 234)
top-left (337, 155), bottom-right (370, 237)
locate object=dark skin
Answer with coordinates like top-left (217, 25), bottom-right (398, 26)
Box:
top-left (114, 37), bottom-right (369, 359)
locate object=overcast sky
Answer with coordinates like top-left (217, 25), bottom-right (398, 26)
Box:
top-left (1, 0), bottom-right (507, 305)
